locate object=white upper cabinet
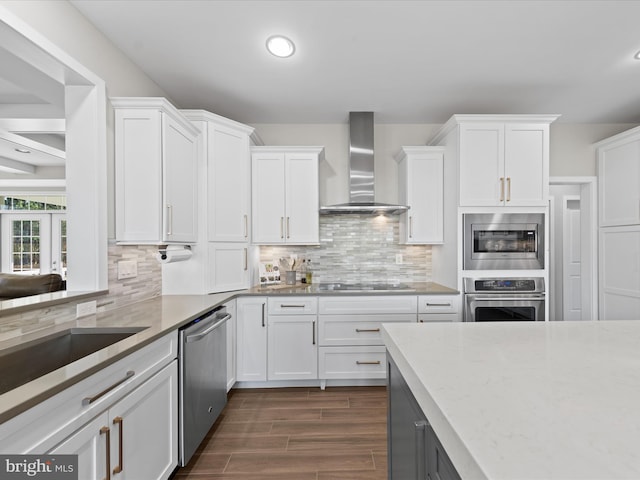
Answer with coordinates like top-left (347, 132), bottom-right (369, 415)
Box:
top-left (596, 126), bottom-right (640, 227)
top-left (113, 98), bottom-right (199, 244)
top-left (205, 117), bottom-right (253, 242)
top-left (395, 146), bottom-right (444, 244)
top-left (433, 115), bottom-right (558, 207)
top-left (251, 146), bottom-right (323, 245)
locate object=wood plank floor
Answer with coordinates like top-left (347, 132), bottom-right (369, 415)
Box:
top-left (173, 386), bottom-right (388, 479)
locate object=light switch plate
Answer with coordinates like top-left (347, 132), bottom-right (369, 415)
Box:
top-left (117, 260), bottom-right (138, 279)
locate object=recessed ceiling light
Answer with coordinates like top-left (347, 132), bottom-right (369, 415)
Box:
top-left (266, 35), bottom-right (295, 58)
top-left (14, 148), bottom-right (31, 154)
top-left (635, 50), bottom-right (640, 60)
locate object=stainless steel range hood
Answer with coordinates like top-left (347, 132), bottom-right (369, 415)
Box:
top-left (319, 112), bottom-right (409, 215)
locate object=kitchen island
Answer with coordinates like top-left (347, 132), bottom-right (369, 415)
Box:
top-left (382, 320), bottom-right (640, 479)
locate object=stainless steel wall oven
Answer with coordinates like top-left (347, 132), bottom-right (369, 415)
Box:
top-left (464, 278), bottom-right (545, 322)
top-left (463, 213), bottom-right (544, 270)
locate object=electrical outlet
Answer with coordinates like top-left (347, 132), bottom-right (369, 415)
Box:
top-left (76, 300), bottom-right (97, 318)
top-left (117, 260), bottom-right (138, 279)
top-left (395, 254), bottom-right (403, 265)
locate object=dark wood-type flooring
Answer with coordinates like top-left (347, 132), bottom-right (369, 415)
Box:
top-left (173, 386), bottom-right (388, 479)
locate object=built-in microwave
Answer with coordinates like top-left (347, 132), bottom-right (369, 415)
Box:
top-left (463, 213), bottom-right (545, 270)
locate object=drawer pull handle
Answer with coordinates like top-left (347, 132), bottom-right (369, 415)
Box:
top-left (83, 371), bottom-right (135, 406)
top-left (100, 426), bottom-right (111, 480)
top-left (356, 360), bottom-right (381, 365)
top-left (355, 328), bottom-right (380, 333)
top-left (113, 416), bottom-right (124, 474)
top-left (426, 303), bottom-right (452, 307)
top-left (280, 304), bottom-right (306, 308)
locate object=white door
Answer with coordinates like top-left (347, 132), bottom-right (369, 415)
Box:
top-left (51, 214), bottom-right (67, 279)
top-left (285, 153), bottom-right (319, 244)
top-left (208, 124), bottom-right (250, 242)
top-left (504, 123), bottom-right (548, 206)
top-left (162, 113), bottom-right (198, 243)
top-left (1, 214), bottom-right (51, 274)
top-left (207, 243), bottom-right (249, 292)
top-left (458, 123), bottom-right (504, 206)
top-left (563, 196), bottom-right (582, 320)
top-left (267, 315), bottom-right (317, 380)
top-left (252, 153), bottom-right (285, 243)
top-left (49, 412), bottom-right (109, 480)
top-left (236, 297), bottom-right (268, 381)
top-left (109, 362), bottom-right (178, 480)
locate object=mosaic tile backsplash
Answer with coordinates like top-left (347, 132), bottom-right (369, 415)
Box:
top-left (260, 214), bottom-right (432, 284)
top-left (0, 243), bottom-right (161, 341)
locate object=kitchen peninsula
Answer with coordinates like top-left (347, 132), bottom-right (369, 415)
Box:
top-left (383, 320), bottom-right (640, 479)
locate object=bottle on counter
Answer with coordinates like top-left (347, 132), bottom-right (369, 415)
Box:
top-left (300, 259), bottom-right (307, 283)
top-left (305, 260), bottom-right (313, 284)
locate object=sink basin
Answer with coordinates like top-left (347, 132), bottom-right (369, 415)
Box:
top-left (0, 327), bottom-right (147, 395)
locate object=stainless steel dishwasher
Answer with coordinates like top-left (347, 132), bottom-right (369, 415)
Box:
top-left (178, 305), bottom-right (230, 466)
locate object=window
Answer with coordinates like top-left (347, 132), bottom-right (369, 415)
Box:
top-left (0, 195), bottom-right (67, 278)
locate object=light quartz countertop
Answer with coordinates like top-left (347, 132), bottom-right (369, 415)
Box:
top-left (382, 320), bottom-right (640, 479)
top-left (0, 281), bottom-right (456, 423)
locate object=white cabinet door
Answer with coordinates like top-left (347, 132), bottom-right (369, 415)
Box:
top-left (236, 297), bottom-right (267, 381)
top-left (114, 108), bottom-right (163, 242)
top-left (598, 132), bottom-right (640, 227)
top-left (252, 152), bottom-right (286, 243)
top-left (285, 153), bottom-right (319, 244)
top-left (162, 113), bottom-right (198, 243)
top-left (208, 124), bottom-right (251, 242)
top-left (504, 123), bottom-right (548, 206)
top-left (108, 361), bottom-right (178, 480)
top-left (396, 147), bottom-right (444, 244)
top-left (207, 243), bottom-right (249, 292)
top-left (599, 226), bottom-right (640, 320)
top-left (459, 123), bottom-right (504, 206)
top-left (267, 315), bottom-right (317, 380)
top-left (50, 412), bottom-right (109, 480)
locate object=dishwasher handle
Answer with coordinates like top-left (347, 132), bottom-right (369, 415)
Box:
top-left (185, 313), bottom-right (231, 343)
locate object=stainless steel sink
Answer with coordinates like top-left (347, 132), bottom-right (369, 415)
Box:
top-left (0, 327), bottom-right (147, 395)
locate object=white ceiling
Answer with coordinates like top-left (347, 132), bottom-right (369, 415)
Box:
top-left (45, 1), bottom-right (640, 125)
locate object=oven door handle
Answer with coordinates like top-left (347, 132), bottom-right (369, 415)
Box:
top-left (468, 296), bottom-right (544, 302)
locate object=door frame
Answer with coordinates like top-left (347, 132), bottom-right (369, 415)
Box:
top-left (549, 176), bottom-right (598, 320)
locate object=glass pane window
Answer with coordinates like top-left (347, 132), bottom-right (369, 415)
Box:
top-left (11, 219), bottom-right (41, 274)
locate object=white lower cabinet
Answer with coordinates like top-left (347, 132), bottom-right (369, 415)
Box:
top-left (0, 332), bottom-right (178, 480)
top-left (50, 362), bottom-right (178, 480)
top-left (318, 296), bottom-right (417, 381)
top-left (268, 315), bottom-right (317, 380)
top-left (236, 297), bottom-right (267, 382)
top-left (418, 294), bottom-right (461, 322)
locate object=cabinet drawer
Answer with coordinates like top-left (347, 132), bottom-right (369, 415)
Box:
top-left (268, 297), bottom-right (318, 315)
top-left (319, 346), bottom-right (387, 379)
top-left (319, 296), bottom-right (417, 315)
top-left (319, 314), bottom-right (415, 346)
top-left (418, 313), bottom-right (458, 323)
top-left (418, 295), bottom-right (460, 314)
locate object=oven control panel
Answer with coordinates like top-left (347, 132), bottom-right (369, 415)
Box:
top-left (464, 277), bottom-right (545, 293)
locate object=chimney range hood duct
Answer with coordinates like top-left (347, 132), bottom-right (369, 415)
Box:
top-left (319, 112), bottom-right (409, 215)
